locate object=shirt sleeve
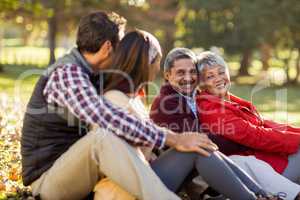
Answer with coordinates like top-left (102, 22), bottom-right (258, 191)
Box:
top-left (43, 64), bottom-right (166, 149)
top-left (200, 104), bottom-right (300, 154)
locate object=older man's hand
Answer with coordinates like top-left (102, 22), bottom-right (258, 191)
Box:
top-left (165, 131), bottom-right (218, 157)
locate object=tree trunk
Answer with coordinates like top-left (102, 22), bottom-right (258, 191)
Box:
top-left (283, 49), bottom-right (294, 85)
top-left (0, 28), bottom-right (3, 72)
top-left (48, 12), bottom-right (57, 65)
top-left (295, 48), bottom-right (300, 83)
top-left (260, 43), bottom-right (271, 71)
top-left (285, 59), bottom-right (291, 83)
top-left (239, 49), bottom-right (252, 76)
top-left (163, 28), bottom-right (175, 57)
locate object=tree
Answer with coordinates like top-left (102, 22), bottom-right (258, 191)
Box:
top-left (107, 0), bottom-right (179, 56)
top-left (1, 0), bottom-right (180, 66)
top-left (1, 0), bottom-right (110, 65)
top-left (37, 0), bottom-right (109, 65)
top-left (0, 0), bottom-right (37, 71)
top-left (260, 43), bottom-right (272, 72)
top-left (0, 0), bottom-right (49, 66)
top-left (175, 0), bottom-right (284, 76)
top-left (275, 0), bottom-right (300, 84)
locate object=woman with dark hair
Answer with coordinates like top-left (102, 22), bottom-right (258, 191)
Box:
top-left (104, 30), bottom-right (160, 95)
top-left (100, 29), bottom-right (279, 200)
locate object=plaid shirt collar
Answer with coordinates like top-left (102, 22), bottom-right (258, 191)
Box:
top-left (43, 47), bottom-right (95, 77)
top-left (71, 48), bottom-right (94, 75)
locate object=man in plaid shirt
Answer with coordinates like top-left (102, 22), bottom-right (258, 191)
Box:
top-left (21, 11), bottom-right (217, 200)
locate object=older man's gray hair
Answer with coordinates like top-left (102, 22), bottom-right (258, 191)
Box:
top-left (163, 47), bottom-right (197, 72)
top-left (197, 51), bottom-right (228, 74)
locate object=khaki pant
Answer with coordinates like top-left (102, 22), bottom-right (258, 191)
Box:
top-left (31, 128), bottom-right (179, 200)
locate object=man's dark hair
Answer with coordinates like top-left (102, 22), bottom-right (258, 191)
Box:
top-left (76, 11), bottom-right (126, 53)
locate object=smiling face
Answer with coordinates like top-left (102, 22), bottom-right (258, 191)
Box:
top-left (164, 58), bottom-right (198, 96)
top-left (201, 64), bottom-right (231, 97)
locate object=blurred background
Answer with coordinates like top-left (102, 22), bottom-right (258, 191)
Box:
top-left (0, 0), bottom-right (300, 197)
top-left (1, 0), bottom-right (300, 101)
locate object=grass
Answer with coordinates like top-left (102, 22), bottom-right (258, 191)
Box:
top-left (231, 84), bottom-right (300, 126)
top-left (0, 47), bottom-right (67, 67)
top-left (0, 65), bottom-right (39, 98)
top-left (0, 65), bottom-right (40, 199)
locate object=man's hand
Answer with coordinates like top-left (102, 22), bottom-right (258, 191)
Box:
top-left (165, 131), bottom-right (218, 157)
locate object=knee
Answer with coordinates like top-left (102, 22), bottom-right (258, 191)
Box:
top-left (88, 127), bottom-right (110, 141)
top-left (86, 128), bottom-right (116, 149)
top-left (195, 151), bottom-right (223, 166)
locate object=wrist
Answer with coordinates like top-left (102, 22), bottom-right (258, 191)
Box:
top-left (165, 130), bottom-right (178, 148)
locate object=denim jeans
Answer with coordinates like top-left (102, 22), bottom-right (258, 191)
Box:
top-left (151, 149), bottom-right (267, 200)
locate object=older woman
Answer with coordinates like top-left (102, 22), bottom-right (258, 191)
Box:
top-left (197, 51), bottom-right (300, 200)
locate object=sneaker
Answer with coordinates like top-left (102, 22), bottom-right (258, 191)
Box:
top-left (201, 187), bottom-right (227, 200)
top-left (257, 192), bottom-right (286, 200)
top-left (202, 194), bottom-right (227, 200)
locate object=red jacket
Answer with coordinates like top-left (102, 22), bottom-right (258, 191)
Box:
top-left (197, 91), bottom-right (300, 173)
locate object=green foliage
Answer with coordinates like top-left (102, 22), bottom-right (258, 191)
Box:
top-left (1, 0), bottom-right (176, 64)
top-left (176, 0), bottom-right (300, 53)
top-left (273, 0), bottom-right (300, 49)
top-left (175, 0), bottom-right (300, 80)
top-left (0, 0), bottom-right (44, 18)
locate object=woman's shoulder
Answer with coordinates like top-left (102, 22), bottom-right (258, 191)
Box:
top-left (104, 90), bottom-right (129, 99)
top-left (104, 90), bottom-right (149, 120)
top-left (229, 93), bottom-right (249, 104)
top-left (197, 92), bottom-right (245, 118)
top-left (197, 91), bottom-right (222, 109)
top-left (104, 90), bottom-right (130, 108)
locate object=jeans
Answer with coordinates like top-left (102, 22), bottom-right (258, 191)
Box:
top-left (283, 148), bottom-right (300, 183)
top-left (151, 149), bottom-right (267, 200)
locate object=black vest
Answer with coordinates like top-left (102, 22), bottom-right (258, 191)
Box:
top-left (21, 48), bottom-right (101, 185)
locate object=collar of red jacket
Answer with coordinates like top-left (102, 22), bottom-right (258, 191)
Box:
top-left (198, 90), bottom-right (256, 112)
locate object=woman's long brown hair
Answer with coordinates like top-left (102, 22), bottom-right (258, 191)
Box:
top-left (103, 30), bottom-right (151, 95)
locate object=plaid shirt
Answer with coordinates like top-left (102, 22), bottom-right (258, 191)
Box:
top-left (43, 63), bottom-right (166, 149)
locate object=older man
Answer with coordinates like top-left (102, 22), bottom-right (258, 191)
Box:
top-left (150, 48), bottom-right (265, 200)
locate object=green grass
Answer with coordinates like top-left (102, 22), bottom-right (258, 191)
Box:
top-left (0, 65), bottom-right (40, 103)
top-left (230, 84), bottom-right (300, 126)
top-left (231, 84), bottom-right (300, 112)
top-left (0, 47), bottom-right (67, 67)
